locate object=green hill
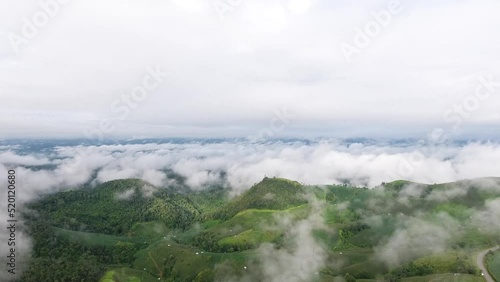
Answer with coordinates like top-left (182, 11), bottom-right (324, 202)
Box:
top-left (27, 179), bottom-right (200, 235)
top-left (208, 177), bottom-right (307, 221)
top-left (21, 177), bottom-right (500, 282)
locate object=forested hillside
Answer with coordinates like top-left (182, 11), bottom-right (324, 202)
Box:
top-left (21, 177), bottom-right (500, 281)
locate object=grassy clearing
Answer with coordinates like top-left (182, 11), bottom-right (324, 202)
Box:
top-left (460, 227), bottom-right (498, 249)
top-left (54, 227), bottom-right (141, 246)
top-left (127, 221), bottom-right (170, 241)
top-left (334, 249), bottom-right (387, 278)
top-left (133, 240), bottom-right (253, 281)
top-left (100, 268), bottom-right (158, 282)
top-left (205, 205), bottom-right (309, 244)
top-left (100, 267), bottom-right (158, 282)
top-left (218, 228), bottom-right (281, 248)
top-left (433, 203), bottom-right (472, 220)
top-left (412, 251), bottom-right (477, 274)
top-left (401, 273), bottom-right (483, 281)
top-left (486, 249), bottom-right (500, 281)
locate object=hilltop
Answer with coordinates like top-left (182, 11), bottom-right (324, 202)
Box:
top-left (207, 177), bottom-right (307, 221)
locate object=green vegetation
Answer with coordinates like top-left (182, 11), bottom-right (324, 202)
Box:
top-left (192, 205), bottom-right (308, 252)
top-left (486, 249), bottom-right (500, 281)
top-left (21, 176), bottom-right (500, 281)
top-left (22, 220), bottom-right (141, 281)
top-left (400, 274), bottom-right (483, 281)
top-left (27, 179), bottom-right (200, 235)
top-left (54, 227), bottom-right (141, 246)
top-left (100, 268), bottom-right (158, 282)
top-left (208, 177), bottom-right (307, 221)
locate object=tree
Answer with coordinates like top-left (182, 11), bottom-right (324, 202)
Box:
top-left (345, 273), bottom-right (356, 282)
top-left (195, 268), bottom-right (215, 282)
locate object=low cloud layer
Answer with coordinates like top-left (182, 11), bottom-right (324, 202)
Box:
top-left (1, 140), bottom-right (500, 201)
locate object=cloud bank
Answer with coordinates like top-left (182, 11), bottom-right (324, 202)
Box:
top-left (1, 140), bottom-right (500, 201)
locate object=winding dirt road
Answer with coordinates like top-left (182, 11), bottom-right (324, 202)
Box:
top-left (477, 246), bottom-right (499, 282)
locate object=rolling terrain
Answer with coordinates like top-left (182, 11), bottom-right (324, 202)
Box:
top-left (21, 177), bottom-right (500, 281)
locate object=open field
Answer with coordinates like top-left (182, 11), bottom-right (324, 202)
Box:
top-left (486, 248), bottom-right (500, 281)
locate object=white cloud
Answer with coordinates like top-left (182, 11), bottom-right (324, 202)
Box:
top-left (472, 198), bottom-right (500, 233)
top-left (1, 140), bottom-right (500, 198)
top-left (0, 151), bottom-right (51, 166)
top-left (287, 0), bottom-right (314, 15)
top-left (115, 188), bottom-right (136, 200)
top-left (375, 213), bottom-right (457, 267)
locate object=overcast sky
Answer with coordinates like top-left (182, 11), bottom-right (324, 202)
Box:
top-left (1, 0), bottom-right (499, 140)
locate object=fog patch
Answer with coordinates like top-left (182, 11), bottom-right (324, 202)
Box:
top-left (375, 214), bottom-right (457, 268)
top-left (256, 199), bottom-right (327, 282)
top-left (471, 198), bottom-right (500, 233)
top-left (115, 188), bottom-right (136, 200)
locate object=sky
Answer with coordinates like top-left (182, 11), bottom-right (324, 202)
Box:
top-left (1, 0), bottom-right (500, 140)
